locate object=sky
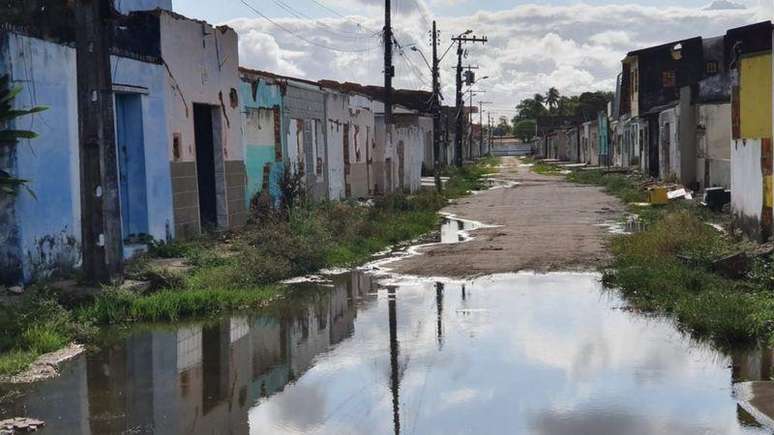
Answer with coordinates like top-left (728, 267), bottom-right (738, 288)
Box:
top-left (171, 0), bottom-right (773, 119)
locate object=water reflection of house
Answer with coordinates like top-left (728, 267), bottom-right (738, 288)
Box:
top-left (7, 272), bottom-right (378, 434)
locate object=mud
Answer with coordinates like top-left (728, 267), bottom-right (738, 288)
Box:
top-left (393, 156), bottom-right (624, 277)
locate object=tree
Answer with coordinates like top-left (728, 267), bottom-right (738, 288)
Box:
top-left (545, 87), bottom-right (560, 113)
top-left (0, 74), bottom-right (47, 197)
top-left (513, 119), bottom-right (537, 142)
top-left (495, 116), bottom-right (511, 136)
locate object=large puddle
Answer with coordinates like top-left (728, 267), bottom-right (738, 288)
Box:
top-left (1, 271), bottom-right (773, 434)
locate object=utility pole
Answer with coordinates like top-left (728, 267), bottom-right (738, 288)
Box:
top-left (431, 21), bottom-right (442, 193)
top-left (384, 0), bottom-right (394, 126)
top-left (479, 101), bottom-right (492, 157)
top-left (452, 32), bottom-right (487, 167)
top-left (74, 0), bottom-right (122, 283)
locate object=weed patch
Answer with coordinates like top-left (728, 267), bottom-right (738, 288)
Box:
top-left (562, 164), bottom-right (774, 346)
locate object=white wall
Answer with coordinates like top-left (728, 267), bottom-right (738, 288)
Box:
top-left (697, 103), bottom-right (732, 188)
top-left (324, 91), bottom-right (348, 200)
top-left (348, 95), bottom-right (375, 198)
top-left (160, 13), bottom-right (243, 163)
top-left (731, 138), bottom-right (763, 223)
top-left (659, 108), bottom-right (680, 180)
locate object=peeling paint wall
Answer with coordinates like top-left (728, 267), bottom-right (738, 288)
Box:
top-left (239, 76), bottom-right (284, 206)
top-left (732, 138), bottom-right (765, 238)
top-left (160, 13), bottom-right (246, 235)
top-left (348, 95), bottom-right (375, 198)
top-left (283, 81), bottom-right (327, 202)
top-left (324, 91), bottom-right (348, 201)
top-left (393, 112), bottom-right (430, 193)
top-left (2, 34), bottom-right (81, 283)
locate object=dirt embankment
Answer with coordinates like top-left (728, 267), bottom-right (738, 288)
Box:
top-left (393, 157), bottom-right (624, 278)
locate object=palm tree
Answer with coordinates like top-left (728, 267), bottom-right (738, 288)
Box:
top-left (546, 87), bottom-right (560, 113)
top-left (533, 93), bottom-right (545, 106)
top-left (0, 74), bottom-right (47, 197)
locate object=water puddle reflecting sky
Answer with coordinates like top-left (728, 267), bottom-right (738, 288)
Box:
top-left (1, 272), bottom-right (772, 434)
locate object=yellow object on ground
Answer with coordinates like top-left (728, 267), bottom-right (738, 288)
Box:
top-left (649, 187), bottom-right (669, 205)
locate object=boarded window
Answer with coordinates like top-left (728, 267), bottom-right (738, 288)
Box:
top-left (662, 71), bottom-right (676, 88)
top-left (706, 61), bottom-right (719, 75)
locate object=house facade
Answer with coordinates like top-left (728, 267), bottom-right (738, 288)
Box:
top-left (729, 22), bottom-right (774, 241)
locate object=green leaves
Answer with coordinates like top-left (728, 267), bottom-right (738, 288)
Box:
top-left (0, 74), bottom-right (47, 198)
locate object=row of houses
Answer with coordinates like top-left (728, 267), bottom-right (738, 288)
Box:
top-left (0, 0), bottom-right (443, 285)
top-left (537, 21), bottom-right (773, 242)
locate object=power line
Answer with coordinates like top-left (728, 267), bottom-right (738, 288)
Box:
top-left (305, 0), bottom-right (382, 35)
top-left (269, 0), bottom-right (376, 39)
top-left (239, 0), bottom-right (374, 53)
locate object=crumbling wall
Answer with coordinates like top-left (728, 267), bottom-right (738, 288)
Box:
top-left (160, 13), bottom-right (246, 234)
top-left (348, 95), bottom-right (375, 198)
top-left (240, 76), bottom-right (284, 206)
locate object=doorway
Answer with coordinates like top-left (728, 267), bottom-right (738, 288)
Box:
top-left (115, 93), bottom-right (148, 242)
top-left (194, 104), bottom-right (218, 230)
top-left (648, 116), bottom-right (660, 178)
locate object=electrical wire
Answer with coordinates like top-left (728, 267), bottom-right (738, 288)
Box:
top-left (269, 0), bottom-right (375, 39)
top-left (239, 0), bottom-right (374, 53)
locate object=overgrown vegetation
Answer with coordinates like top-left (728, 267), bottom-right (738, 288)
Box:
top-left (543, 162), bottom-right (774, 348)
top-left (0, 158), bottom-right (499, 376)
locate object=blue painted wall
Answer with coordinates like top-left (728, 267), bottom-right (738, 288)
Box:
top-left (0, 33), bottom-right (175, 284)
top-left (7, 34), bottom-right (82, 282)
top-left (240, 78), bottom-right (285, 206)
top-left (111, 55), bottom-right (174, 244)
top-left (116, 93), bottom-right (149, 239)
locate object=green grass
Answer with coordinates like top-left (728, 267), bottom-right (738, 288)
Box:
top-left (553, 162), bottom-right (774, 347)
top-left (0, 158), bottom-right (499, 376)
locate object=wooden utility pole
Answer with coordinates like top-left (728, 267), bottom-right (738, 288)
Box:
top-left (452, 33), bottom-right (486, 167)
top-left (431, 21), bottom-right (442, 192)
top-left (384, 0), bottom-right (394, 125)
top-left (479, 101), bottom-right (492, 157)
top-left (74, 0), bottom-right (123, 283)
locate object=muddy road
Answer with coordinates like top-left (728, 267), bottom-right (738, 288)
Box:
top-left (394, 157), bottom-right (625, 278)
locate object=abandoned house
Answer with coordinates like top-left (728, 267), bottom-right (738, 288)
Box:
top-left (155, 9), bottom-right (247, 237)
top-left (623, 37), bottom-right (705, 184)
top-left (239, 69), bottom-right (285, 207)
top-left (728, 21), bottom-right (774, 242)
top-left (0, 0), bottom-right (178, 284)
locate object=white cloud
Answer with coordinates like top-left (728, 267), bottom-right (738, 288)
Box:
top-left (225, 2), bottom-right (764, 119)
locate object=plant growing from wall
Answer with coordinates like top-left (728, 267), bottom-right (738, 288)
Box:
top-left (0, 74), bottom-right (47, 197)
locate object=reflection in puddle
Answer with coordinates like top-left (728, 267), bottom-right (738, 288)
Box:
top-left (1, 273), bottom-right (772, 434)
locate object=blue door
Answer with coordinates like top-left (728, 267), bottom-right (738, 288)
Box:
top-left (115, 93), bottom-right (149, 240)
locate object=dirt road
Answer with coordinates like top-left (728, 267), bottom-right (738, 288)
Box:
top-left (393, 156), bottom-right (624, 277)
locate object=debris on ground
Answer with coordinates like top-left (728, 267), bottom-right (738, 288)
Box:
top-left (0, 417), bottom-right (46, 433)
top-left (703, 187), bottom-right (732, 212)
top-left (7, 286), bottom-right (23, 296)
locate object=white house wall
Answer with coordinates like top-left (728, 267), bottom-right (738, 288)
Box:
top-left (731, 138), bottom-right (764, 232)
top-left (159, 12), bottom-right (246, 236)
top-left (348, 95), bottom-right (375, 198)
top-left (697, 103), bottom-right (732, 188)
top-left (324, 91), bottom-right (347, 201)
